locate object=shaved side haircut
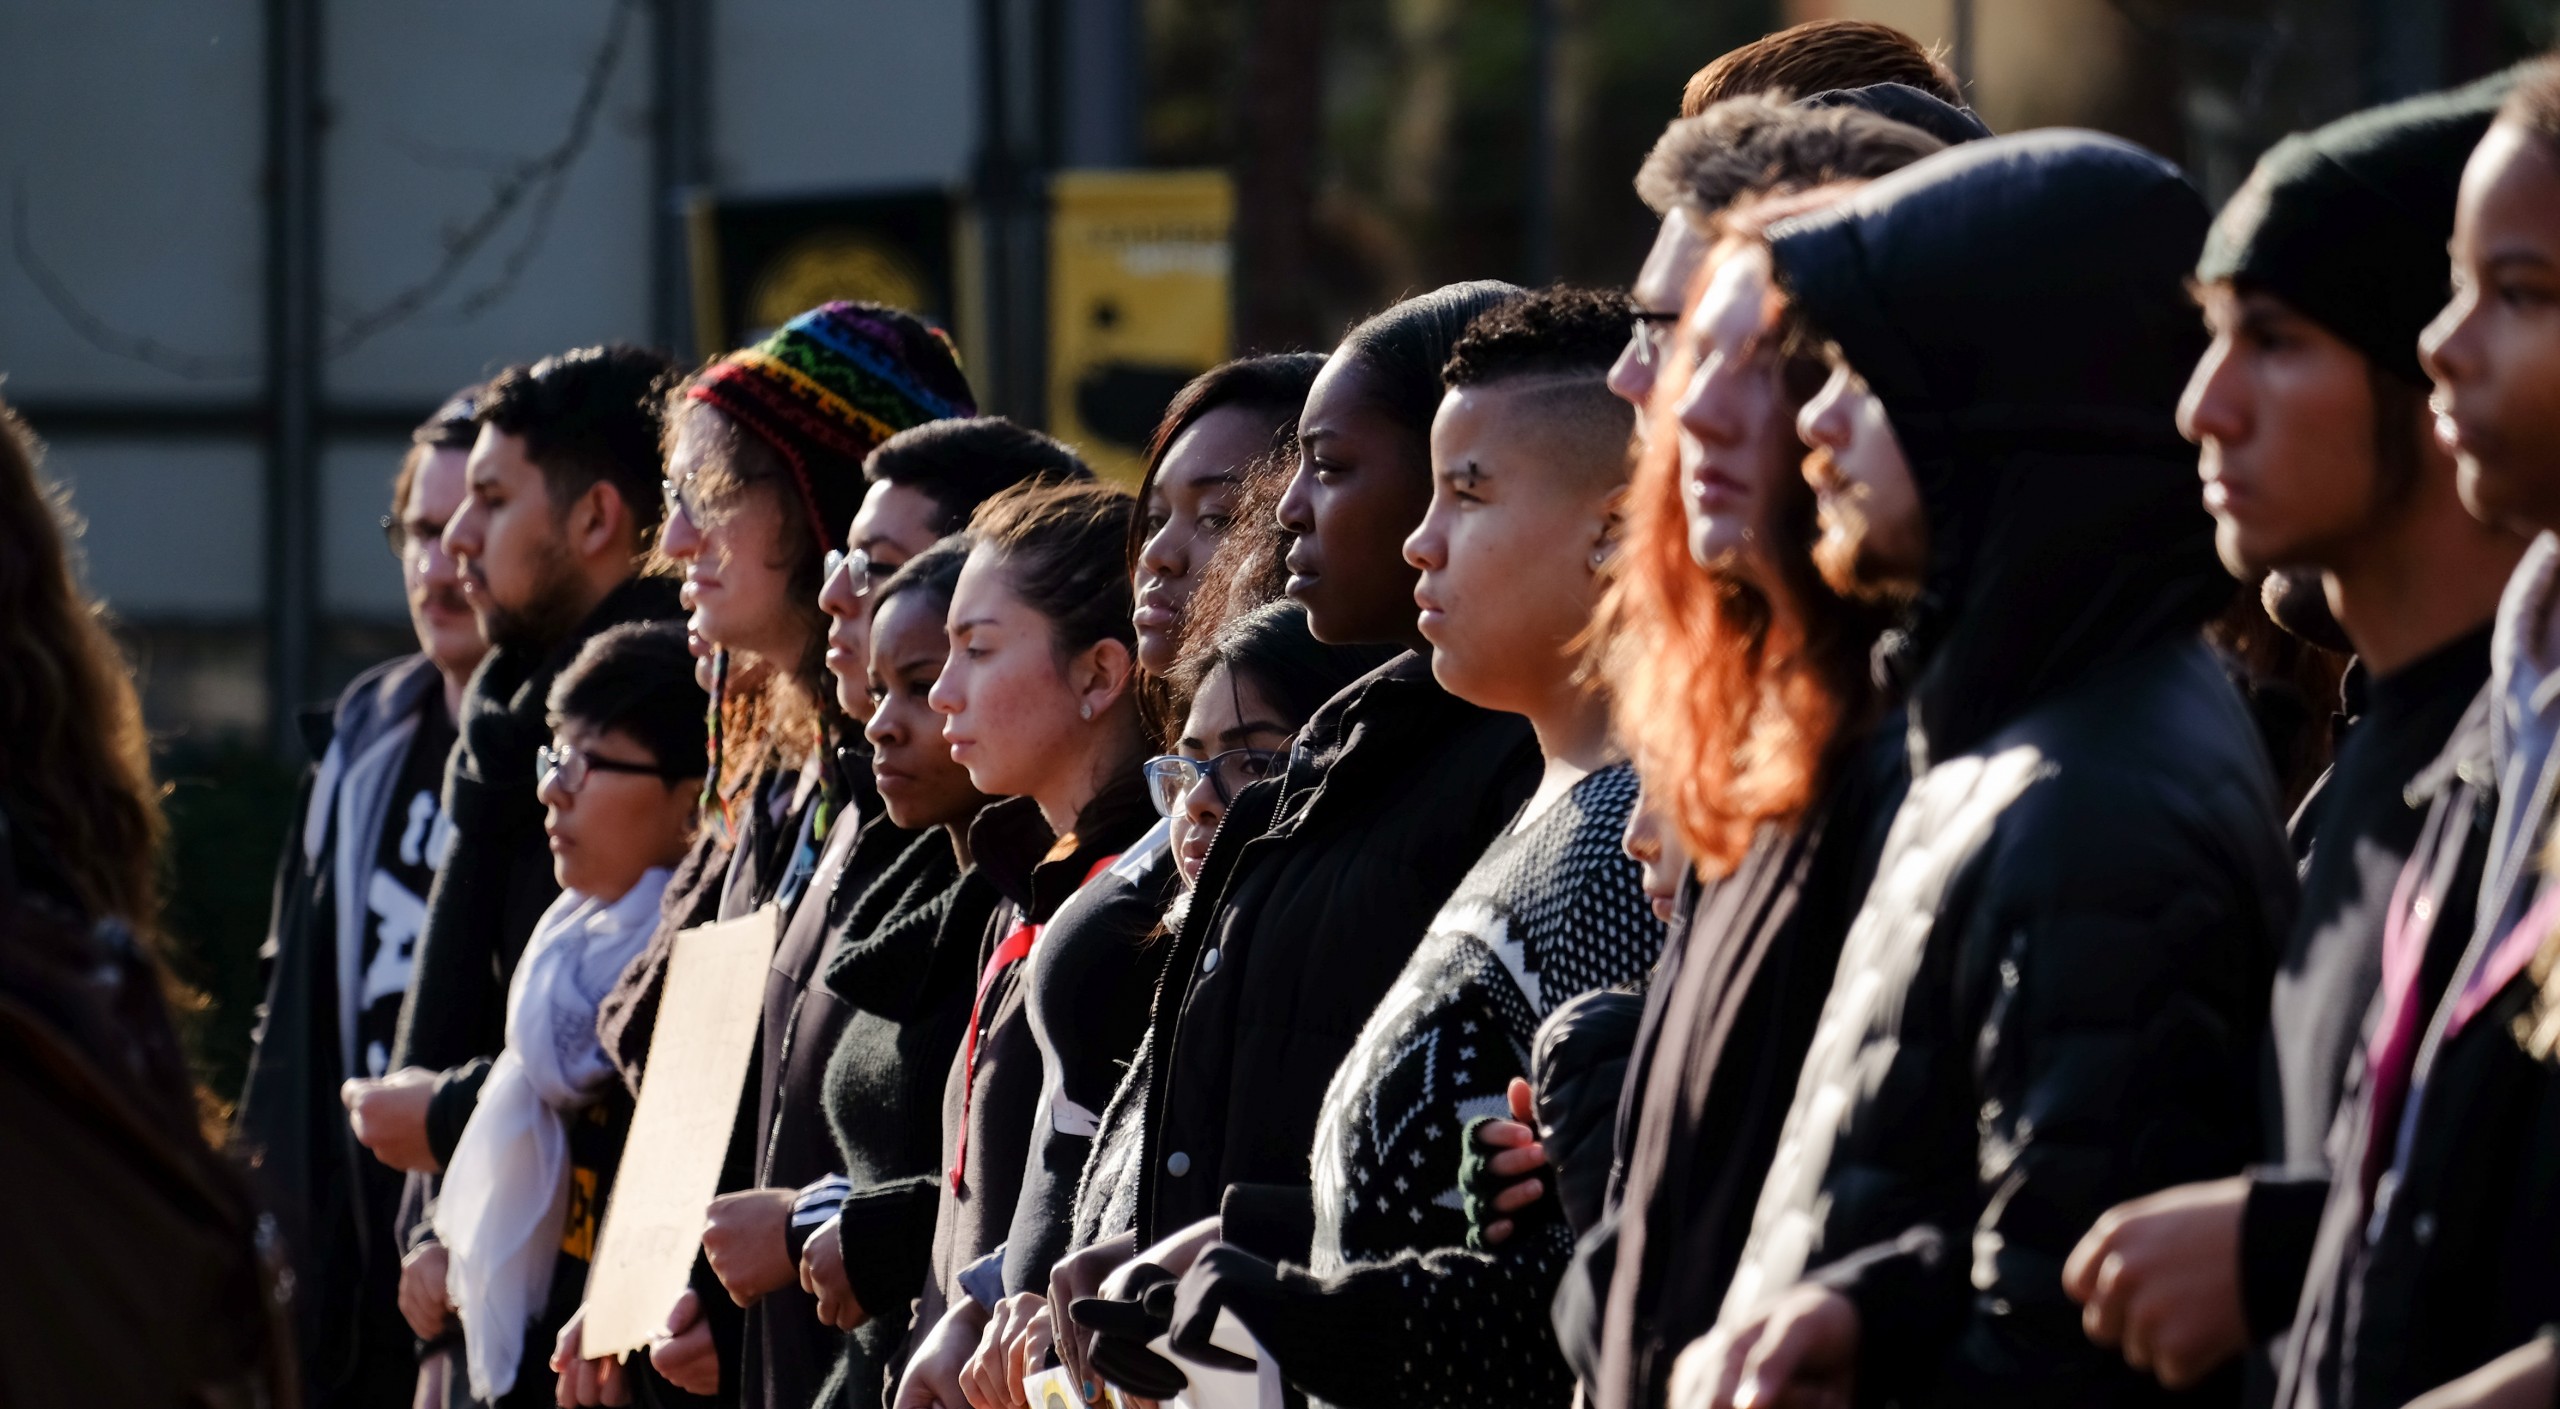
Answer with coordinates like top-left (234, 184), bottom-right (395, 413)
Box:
top-left (1444, 287), bottom-right (1638, 489)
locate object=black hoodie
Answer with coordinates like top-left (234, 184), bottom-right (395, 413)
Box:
top-left (1719, 131), bottom-right (2295, 1406)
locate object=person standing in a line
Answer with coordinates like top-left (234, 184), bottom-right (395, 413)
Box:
top-left (234, 389), bottom-right (488, 1409)
top-left (340, 345), bottom-right (684, 1405)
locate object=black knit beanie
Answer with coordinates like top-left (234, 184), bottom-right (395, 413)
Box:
top-left (2198, 68), bottom-right (2516, 386)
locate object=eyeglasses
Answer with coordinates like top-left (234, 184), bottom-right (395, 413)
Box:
top-left (537, 741), bottom-right (700, 795)
top-left (1142, 748), bottom-right (1283, 818)
top-left (823, 547), bottom-right (898, 598)
top-left (661, 474), bottom-right (702, 525)
top-left (1624, 310), bottom-right (1682, 371)
top-left (380, 515), bottom-right (448, 563)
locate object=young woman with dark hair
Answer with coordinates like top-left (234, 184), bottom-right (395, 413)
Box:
top-left (1046, 280), bottom-right (1553, 1403)
top-left (1153, 601), bottom-right (1400, 891)
top-left (892, 481), bottom-right (1180, 1409)
top-left (1144, 286), bottom-right (1672, 1409)
top-left (713, 539), bottom-right (1005, 1409)
top-left (1129, 354), bottom-right (1329, 680)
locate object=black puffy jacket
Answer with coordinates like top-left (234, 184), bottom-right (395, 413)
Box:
top-left (1720, 131), bottom-right (2295, 1406)
top-left (1133, 651), bottom-right (1542, 1248)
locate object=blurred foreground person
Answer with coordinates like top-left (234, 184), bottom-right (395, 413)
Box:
top-left (0, 399), bottom-right (291, 1405)
top-left (2064, 74), bottom-right (2524, 1395)
top-left (2269, 58), bottom-right (2560, 1409)
top-left (235, 388), bottom-right (488, 1409)
top-left (1689, 131), bottom-right (2293, 1407)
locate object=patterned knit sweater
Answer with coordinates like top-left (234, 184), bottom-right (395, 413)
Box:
top-left (1186, 762), bottom-right (1664, 1409)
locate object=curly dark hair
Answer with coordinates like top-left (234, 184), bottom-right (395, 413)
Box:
top-left (1636, 95), bottom-right (1948, 219)
top-left (1442, 285), bottom-right (1633, 388)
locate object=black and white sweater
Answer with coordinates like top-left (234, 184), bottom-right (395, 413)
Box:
top-left (1179, 762), bottom-right (1664, 1409)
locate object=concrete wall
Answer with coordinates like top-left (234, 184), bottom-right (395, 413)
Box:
top-left (0, 0), bottom-right (978, 743)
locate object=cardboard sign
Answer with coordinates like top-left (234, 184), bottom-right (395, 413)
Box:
top-left (578, 904), bottom-right (782, 1356)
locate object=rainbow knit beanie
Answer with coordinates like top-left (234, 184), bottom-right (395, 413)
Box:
top-left (685, 300), bottom-right (977, 553)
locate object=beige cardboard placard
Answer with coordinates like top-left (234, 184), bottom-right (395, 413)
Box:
top-left (579, 903), bottom-right (781, 1356)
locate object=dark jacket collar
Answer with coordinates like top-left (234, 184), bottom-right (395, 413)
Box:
top-left (473, 572), bottom-right (686, 723)
top-left (1769, 132), bottom-right (2224, 768)
top-left (297, 652), bottom-right (444, 760)
top-left (1266, 650), bottom-right (1490, 839)
top-left (969, 763), bottom-right (1158, 921)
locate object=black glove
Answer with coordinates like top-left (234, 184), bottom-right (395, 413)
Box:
top-left (1166, 1242), bottom-right (1409, 1408)
top-left (1167, 1245), bottom-right (1276, 1374)
top-left (1459, 1113), bottom-right (1560, 1251)
top-left (1070, 1263), bottom-right (1186, 1401)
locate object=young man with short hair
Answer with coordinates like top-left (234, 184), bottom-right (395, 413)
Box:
top-left (2262, 59), bottom-right (2560, 1409)
top-left (234, 389), bottom-right (487, 1409)
top-left (1683, 132), bottom-right (2294, 1408)
top-left (2061, 76), bottom-right (2523, 1395)
top-left (338, 343), bottom-right (683, 1403)
top-left (1611, 22), bottom-right (1987, 419)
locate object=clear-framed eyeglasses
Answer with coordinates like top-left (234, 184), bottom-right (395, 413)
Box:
top-left (661, 474), bottom-right (703, 526)
top-left (1625, 309), bottom-right (1682, 371)
top-left (823, 547), bottom-right (896, 598)
top-left (379, 515), bottom-right (448, 564)
top-left (1142, 748), bottom-right (1283, 819)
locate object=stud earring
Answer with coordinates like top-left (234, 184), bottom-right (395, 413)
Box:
top-left (1080, 702), bottom-right (1093, 720)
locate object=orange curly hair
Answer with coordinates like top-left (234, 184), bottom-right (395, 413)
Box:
top-left (1587, 188), bottom-right (1889, 876)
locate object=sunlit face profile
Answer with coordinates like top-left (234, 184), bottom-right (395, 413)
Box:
top-left (1797, 360), bottom-right (1926, 598)
top-left (929, 547), bottom-right (1104, 804)
top-left (1671, 242), bottom-right (1797, 576)
top-left (658, 412), bottom-right (802, 666)
top-left (2421, 121), bottom-right (2560, 532)
top-left (863, 587), bottom-right (986, 833)
top-left (2180, 284), bottom-right (2387, 577)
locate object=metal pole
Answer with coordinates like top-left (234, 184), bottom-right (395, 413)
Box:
top-left (263, 0), bottom-right (322, 759)
top-left (975, 0), bottom-right (1018, 417)
top-left (1525, 0), bottom-right (1557, 286)
top-left (653, 0), bottom-right (712, 359)
top-left (1950, 0), bottom-right (1975, 97)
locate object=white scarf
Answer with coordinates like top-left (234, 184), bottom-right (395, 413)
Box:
top-left (436, 868), bottom-right (671, 1401)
